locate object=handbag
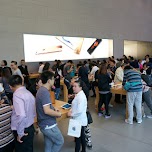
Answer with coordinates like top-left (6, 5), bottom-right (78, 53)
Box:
top-left (124, 81), bottom-right (141, 91)
top-left (67, 119), bottom-right (81, 138)
top-left (86, 111), bottom-right (93, 124)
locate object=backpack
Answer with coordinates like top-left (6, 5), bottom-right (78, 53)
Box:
top-left (141, 74), bottom-right (152, 87)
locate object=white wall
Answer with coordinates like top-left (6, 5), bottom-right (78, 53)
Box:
top-left (0, 0), bottom-right (152, 72)
top-left (124, 41), bottom-right (152, 59)
top-left (124, 41), bottom-right (138, 58)
top-left (137, 42), bottom-right (152, 59)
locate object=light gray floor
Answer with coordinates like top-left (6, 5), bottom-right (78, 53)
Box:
top-left (34, 96), bottom-right (152, 152)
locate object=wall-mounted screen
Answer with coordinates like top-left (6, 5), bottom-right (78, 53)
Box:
top-left (23, 34), bottom-right (113, 62)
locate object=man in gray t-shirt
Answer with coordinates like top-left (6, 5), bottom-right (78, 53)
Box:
top-left (11, 61), bottom-right (24, 85)
top-left (36, 71), bottom-right (64, 152)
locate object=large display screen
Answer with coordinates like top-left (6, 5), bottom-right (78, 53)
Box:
top-left (23, 34), bottom-right (113, 62)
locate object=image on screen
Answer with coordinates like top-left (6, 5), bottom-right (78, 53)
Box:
top-left (62, 103), bottom-right (71, 109)
top-left (23, 34), bottom-right (113, 62)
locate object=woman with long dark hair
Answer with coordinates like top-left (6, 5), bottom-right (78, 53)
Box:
top-left (0, 68), bottom-right (13, 102)
top-left (97, 64), bottom-right (112, 118)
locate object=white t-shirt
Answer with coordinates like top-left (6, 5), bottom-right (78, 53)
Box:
top-left (13, 68), bottom-right (23, 77)
top-left (90, 66), bottom-right (99, 81)
top-left (38, 64), bottom-right (44, 73)
top-left (114, 66), bottom-right (124, 83)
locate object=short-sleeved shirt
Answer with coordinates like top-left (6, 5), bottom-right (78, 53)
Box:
top-left (13, 68), bottom-right (23, 77)
top-left (36, 86), bottom-right (56, 129)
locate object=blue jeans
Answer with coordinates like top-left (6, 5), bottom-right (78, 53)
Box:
top-left (41, 126), bottom-right (64, 152)
top-left (55, 88), bottom-right (61, 100)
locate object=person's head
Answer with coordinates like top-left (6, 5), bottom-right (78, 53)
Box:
top-left (145, 54), bottom-right (149, 59)
top-left (91, 62), bottom-right (97, 67)
top-left (73, 79), bottom-right (83, 94)
top-left (1, 60), bottom-right (7, 67)
top-left (40, 71), bottom-right (54, 88)
top-left (43, 62), bottom-right (51, 72)
top-left (36, 78), bottom-right (42, 89)
top-left (143, 63), bottom-right (147, 69)
top-left (9, 75), bottom-right (22, 92)
top-left (123, 55), bottom-right (127, 60)
top-left (54, 60), bottom-right (58, 65)
top-left (1, 68), bottom-right (11, 80)
top-left (21, 59), bottom-right (25, 66)
top-left (109, 60), bottom-right (115, 67)
top-left (83, 60), bottom-right (87, 65)
top-left (11, 61), bottom-right (18, 70)
top-left (111, 56), bottom-right (115, 60)
top-left (39, 62), bottom-right (43, 66)
top-left (121, 63), bottom-right (127, 70)
top-left (98, 64), bottom-right (107, 75)
top-left (124, 65), bottom-right (133, 70)
top-left (67, 60), bottom-right (72, 66)
top-left (138, 59), bottom-right (142, 64)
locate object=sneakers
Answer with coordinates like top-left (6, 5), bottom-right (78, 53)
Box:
top-left (147, 115), bottom-right (152, 119)
top-left (109, 104), bottom-right (113, 108)
top-left (125, 119), bottom-right (133, 125)
top-left (86, 143), bottom-right (93, 149)
top-left (143, 113), bottom-right (146, 118)
top-left (98, 113), bottom-right (103, 117)
top-left (105, 114), bottom-right (111, 119)
top-left (137, 120), bottom-right (142, 124)
top-left (101, 107), bottom-right (105, 111)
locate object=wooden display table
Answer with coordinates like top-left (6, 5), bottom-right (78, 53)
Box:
top-left (53, 100), bottom-right (70, 121)
top-left (29, 73), bottom-right (40, 79)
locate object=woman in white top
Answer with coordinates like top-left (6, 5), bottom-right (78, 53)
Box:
top-left (68, 80), bottom-right (87, 152)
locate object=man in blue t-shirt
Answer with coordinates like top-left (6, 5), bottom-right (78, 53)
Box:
top-left (36, 71), bottom-right (64, 152)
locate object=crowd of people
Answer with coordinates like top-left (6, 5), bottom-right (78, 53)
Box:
top-left (1, 54), bottom-right (152, 152)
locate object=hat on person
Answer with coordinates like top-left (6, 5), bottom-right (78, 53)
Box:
top-left (0, 83), bottom-right (4, 92)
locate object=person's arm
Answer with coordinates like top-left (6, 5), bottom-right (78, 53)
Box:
top-left (13, 95), bottom-right (27, 139)
top-left (17, 69), bottom-right (24, 85)
top-left (122, 71), bottom-right (127, 86)
top-left (43, 105), bottom-right (61, 117)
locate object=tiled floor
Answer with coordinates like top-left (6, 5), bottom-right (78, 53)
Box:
top-left (34, 96), bottom-right (152, 152)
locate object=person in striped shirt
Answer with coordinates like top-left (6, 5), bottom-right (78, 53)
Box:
top-left (0, 104), bottom-right (14, 152)
top-left (123, 65), bottom-right (142, 125)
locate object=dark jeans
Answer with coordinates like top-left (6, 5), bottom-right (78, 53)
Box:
top-left (98, 93), bottom-right (111, 115)
top-left (115, 94), bottom-right (126, 102)
top-left (91, 81), bottom-right (97, 96)
top-left (143, 89), bottom-right (152, 114)
top-left (13, 125), bottom-right (35, 152)
top-left (75, 126), bottom-right (86, 152)
top-left (0, 141), bottom-right (15, 152)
